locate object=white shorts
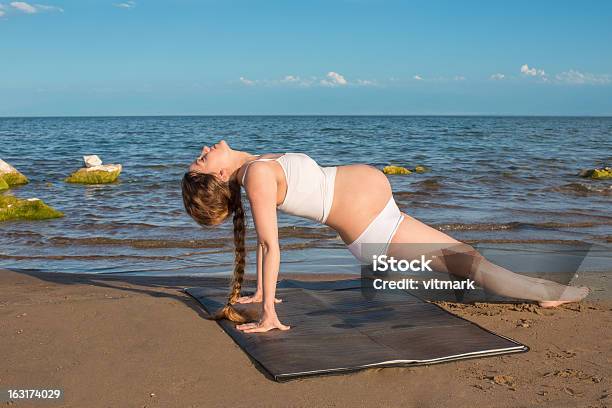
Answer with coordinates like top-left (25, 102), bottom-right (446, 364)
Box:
top-left (347, 197), bottom-right (404, 264)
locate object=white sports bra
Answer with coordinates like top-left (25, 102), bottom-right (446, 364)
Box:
top-left (240, 153), bottom-right (337, 224)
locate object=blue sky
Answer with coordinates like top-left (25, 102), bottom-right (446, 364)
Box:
top-left (1, 0), bottom-right (611, 116)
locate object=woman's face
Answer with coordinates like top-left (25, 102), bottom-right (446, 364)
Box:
top-left (189, 140), bottom-right (232, 176)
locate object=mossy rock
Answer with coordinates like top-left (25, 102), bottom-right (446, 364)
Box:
top-left (0, 195), bottom-right (64, 222)
top-left (383, 165), bottom-right (412, 175)
top-left (0, 176), bottom-right (8, 191)
top-left (414, 165), bottom-right (428, 173)
top-left (591, 168), bottom-right (612, 179)
top-left (2, 172), bottom-right (29, 186)
top-left (579, 167), bottom-right (612, 180)
top-left (65, 165), bottom-right (122, 184)
top-left (0, 158), bottom-right (29, 187)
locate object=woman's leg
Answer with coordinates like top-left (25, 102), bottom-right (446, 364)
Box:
top-left (387, 213), bottom-right (589, 306)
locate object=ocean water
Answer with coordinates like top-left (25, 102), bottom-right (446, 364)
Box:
top-left (0, 116), bottom-right (610, 276)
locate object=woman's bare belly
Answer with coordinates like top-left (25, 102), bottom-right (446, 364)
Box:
top-left (324, 164), bottom-right (393, 245)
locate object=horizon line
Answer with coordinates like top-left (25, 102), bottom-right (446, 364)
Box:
top-left (1, 114), bottom-right (612, 119)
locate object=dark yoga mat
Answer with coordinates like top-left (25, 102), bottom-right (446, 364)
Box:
top-left (185, 279), bottom-right (528, 381)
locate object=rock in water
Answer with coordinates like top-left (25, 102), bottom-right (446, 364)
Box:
top-left (414, 165), bottom-right (428, 173)
top-left (0, 195), bottom-right (64, 222)
top-left (383, 165), bottom-right (412, 175)
top-left (65, 164), bottom-right (122, 184)
top-left (579, 167), bottom-right (612, 180)
top-left (83, 155), bottom-right (103, 168)
top-left (0, 159), bottom-right (29, 187)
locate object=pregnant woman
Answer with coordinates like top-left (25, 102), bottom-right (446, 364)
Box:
top-left (181, 140), bottom-right (589, 333)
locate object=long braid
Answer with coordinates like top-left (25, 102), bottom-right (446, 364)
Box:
top-left (181, 171), bottom-right (249, 323)
top-left (214, 179), bottom-right (248, 323)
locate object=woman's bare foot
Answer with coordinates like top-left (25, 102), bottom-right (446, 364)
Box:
top-left (235, 291), bottom-right (282, 304)
top-left (236, 312), bottom-right (290, 333)
top-left (538, 286), bottom-right (590, 308)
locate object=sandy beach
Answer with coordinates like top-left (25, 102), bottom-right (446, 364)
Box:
top-left (1, 268), bottom-right (610, 408)
top-left (3, 0), bottom-right (611, 405)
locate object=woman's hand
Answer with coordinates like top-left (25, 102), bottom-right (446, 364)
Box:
top-left (236, 313), bottom-right (290, 333)
top-left (235, 292), bottom-right (282, 304)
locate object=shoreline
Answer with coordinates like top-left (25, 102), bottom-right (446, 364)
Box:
top-left (1, 268), bottom-right (610, 407)
top-left (2, 238), bottom-right (610, 278)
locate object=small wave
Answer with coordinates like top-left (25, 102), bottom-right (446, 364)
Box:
top-left (278, 226), bottom-right (337, 240)
top-left (550, 183), bottom-right (611, 196)
top-left (0, 230), bottom-right (44, 239)
top-left (44, 230), bottom-right (338, 249)
top-left (394, 191), bottom-right (430, 199)
top-left (588, 235), bottom-right (612, 243)
top-left (436, 222), bottom-right (523, 231)
top-left (71, 222), bottom-right (188, 231)
top-left (0, 254), bottom-right (180, 261)
top-left (435, 220), bottom-right (611, 231)
top-left (48, 236), bottom-right (229, 249)
top-left (457, 130), bottom-right (485, 136)
top-left (319, 127), bottom-right (345, 132)
top-left (121, 130), bottom-right (162, 135)
top-left (531, 221), bottom-right (610, 228)
top-left (413, 178), bottom-right (443, 190)
top-left (405, 201), bottom-right (465, 209)
top-left (509, 208), bottom-right (612, 221)
top-left (472, 173), bottom-right (530, 184)
top-left (394, 189), bottom-right (451, 201)
top-left (141, 163), bottom-right (188, 170)
top-left (463, 238), bottom-right (588, 245)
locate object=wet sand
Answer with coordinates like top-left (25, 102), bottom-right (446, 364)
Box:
top-left (1, 268), bottom-right (610, 408)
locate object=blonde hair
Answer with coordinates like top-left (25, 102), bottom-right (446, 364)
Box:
top-left (181, 171), bottom-right (248, 323)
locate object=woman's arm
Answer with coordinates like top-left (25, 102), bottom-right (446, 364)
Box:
top-left (235, 242), bottom-right (282, 304)
top-left (236, 163), bottom-right (290, 333)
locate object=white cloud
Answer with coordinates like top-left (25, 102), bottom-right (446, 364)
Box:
top-left (239, 76), bottom-right (255, 86)
top-left (454, 75), bottom-right (466, 81)
top-left (35, 3), bottom-right (63, 12)
top-left (328, 71), bottom-right (347, 85)
top-left (114, 0), bottom-right (135, 8)
top-left (280, 75), bottom-right (300, 83)
top-left (0, 10), bottom-right (4, 17)
top-left (413, 75), bottom-right (423, 80)
top-left (233, 73), bottom-right (378, 88)
top-left (320, 71), bottom-right (348, 86)
top-left (520, 64), bottom-right (546, 77)
top-left (238, 75), bottom-right (312, 87)
top-left (6, 1), bottom-right (62, 14)
top-left (555, 69), bottom-right (611, 85)
top-left (520, 64), bottom-right (535, 76)
top-left (356, 79), bottom-right (376, 86)
top-left (10, 1), bottom-right (37, 13)
top-left (284, 75), bottom-right (318, 87)
top-left (490, 73), bottom-right (505, 80)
